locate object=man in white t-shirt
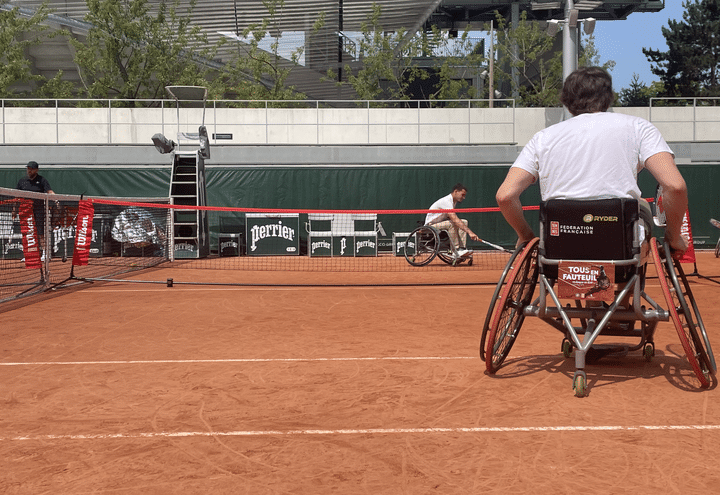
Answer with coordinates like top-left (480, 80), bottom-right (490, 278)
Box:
top-left (496, 66), bottom-right (688, 257)
top-left (425, 183), bottom-right (480, 258)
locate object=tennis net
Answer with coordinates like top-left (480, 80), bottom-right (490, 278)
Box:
top-left (1, 189), bottom-right (517, 299)
top-left (0, 188), bottom-right (171, 302)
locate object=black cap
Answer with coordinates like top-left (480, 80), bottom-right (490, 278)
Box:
top-left (27, 161), bottom-right (39, 169)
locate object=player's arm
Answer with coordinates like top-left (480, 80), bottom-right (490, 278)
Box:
top-left (644, 151), bottom-right (688, 255)
top-left (446, 211), bottom-right (480, 241)
top-left (496, 167), bottom-right (536, 247)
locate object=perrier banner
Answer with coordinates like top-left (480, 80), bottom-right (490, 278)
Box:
top-left (246, 213), bottom-right (300, 256)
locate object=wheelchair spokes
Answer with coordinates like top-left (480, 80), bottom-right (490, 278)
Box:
top-left (404, 226), bottom-right (438, 267)
top-left (485, 238), bottom-right (539, 373)
top-left (651, 238), bottom-right (715, 386)
top-left (479, 242), bottom-right (525, 361)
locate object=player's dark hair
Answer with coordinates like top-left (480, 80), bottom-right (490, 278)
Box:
top-left (560, 66), bottom-right (614, 116)
top-left (452, 183), bottom-right (467, 192)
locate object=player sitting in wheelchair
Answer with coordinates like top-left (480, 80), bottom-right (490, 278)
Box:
top-left (425, 183), bottom-right (481, 261)
top-left (485, 67), bottom-right (714, 396)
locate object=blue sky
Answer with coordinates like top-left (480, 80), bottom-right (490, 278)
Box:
top-left (592, 2), bottom-right (686, 91)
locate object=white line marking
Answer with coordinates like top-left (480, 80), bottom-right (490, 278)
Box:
top-left (0, 356), bottom-right (478, 366)
top-left (5, 424), bottom-right (720, 442)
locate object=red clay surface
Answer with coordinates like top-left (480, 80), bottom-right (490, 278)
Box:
top-left (2, 251), bottom-right (720, 494)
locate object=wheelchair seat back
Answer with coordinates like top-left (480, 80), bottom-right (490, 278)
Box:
top-left (539, 198), bottom-right (640, 284)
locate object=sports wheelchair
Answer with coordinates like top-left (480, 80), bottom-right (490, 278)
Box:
top-left (403, 224), bottom-right (473, 267)
top-left (481, 198), bottom-right (716, 397)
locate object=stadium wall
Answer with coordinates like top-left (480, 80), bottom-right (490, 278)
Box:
top-left (2, 106), bottom-right (719, 146)
top-left (0, 142), bottom-right (719, 249)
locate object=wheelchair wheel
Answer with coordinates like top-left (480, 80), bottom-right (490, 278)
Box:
top-left (651, 239), bottom-right (714, 387)
top-left (404, 226), bottom-right (438, 267)
top-left (437, 251), bottom-right (455, 265)
top-left (485, 238), bottom-right (539, 373)
top-left (715, 237), bottom-right (720, 258)
top-left (479, 242), bottom-right (525, 361)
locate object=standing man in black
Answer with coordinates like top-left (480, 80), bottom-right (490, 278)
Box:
top-left (17, 161), bottom-right (56, 262)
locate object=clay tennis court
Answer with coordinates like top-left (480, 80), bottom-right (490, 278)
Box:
top-left (2, 251), bottom-right (720, 493)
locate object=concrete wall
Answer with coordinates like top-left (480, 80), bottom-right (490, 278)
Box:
top-left (3, 105), bottom-right (719, 146)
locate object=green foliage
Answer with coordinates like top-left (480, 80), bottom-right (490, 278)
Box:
top-left (217, 0), bottom-right (316, 103)
top-left (70, 0), bottom-right (218, 101)
top-left (643, 0), bottom-right (720, 97)
top-left (494, 11), bottom-right (562, 107)
top-left (0, 4), bottom-right (53, 97)
top-left (332, 4), bottom-right (418, 101)
top-left (493, 12), bottom-right (614, 107)
top-left (330, 4), bottom-right (485, 104)
top-left (617, 74), bottom-right (664, 107)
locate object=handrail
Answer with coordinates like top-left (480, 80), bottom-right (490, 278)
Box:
top-left (0, 98), bottom-right (517, 145)
top-left (649, 97), bottom-right (720, 142)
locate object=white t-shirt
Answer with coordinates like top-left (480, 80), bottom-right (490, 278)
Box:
top-left (511, 112), bottom-right (673, 201)
top-left (425, 193), bottom-right (455, 225)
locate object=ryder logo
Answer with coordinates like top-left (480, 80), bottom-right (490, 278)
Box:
top-left (250, 221), bottom-right (296, 252)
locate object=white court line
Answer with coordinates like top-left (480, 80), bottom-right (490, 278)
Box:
top-left (5, 424), bottom-right (720, 442)
top-left (0, 356), bottom-right (479, 366)
top-left (85, 284), bottom-right (496, 292)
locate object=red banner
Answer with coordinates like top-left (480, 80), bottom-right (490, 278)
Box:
top-left (678, 209), bottom-right (696, 264)
top-left (72, 200), bottom-right (95, 266)
top-left (18, 199), bottom-right (41, 269)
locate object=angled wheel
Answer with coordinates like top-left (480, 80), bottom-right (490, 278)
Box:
top-left (485, 238), bottom-right (539, 373)
top-left (665, 243), bottom-right (716, 374)
top-left (715, 237), bottom-right (719, 258)
top-left (651, 238), bottom-right (714, 387)
top-left (479, 242), bottom-right (524, 361)
top-left (404, 226), bottom-right (438, 267)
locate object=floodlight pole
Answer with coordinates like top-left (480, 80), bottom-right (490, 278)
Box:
top-left (562, 0), bottom-right (578, 120)
top-left (489, 20), bottom-right (494, 109)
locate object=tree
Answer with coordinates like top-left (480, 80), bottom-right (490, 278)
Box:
top-left (494, 12), bottom-right (614, 107)
top-left (330, 4), bottom-right (423, 101)
top-left (0, 4), bottom-right (74, 97)
top-left (617, 74), bottom-right (664, 107)
top-left (494, 11), bottom-right (562, 107)
top-left (642, 0), bottom-right (720, 97)
top-left (217, 0), bottom-right (319, 102)
top-left (70, 0), bottom-right (219, 101)
top-left (329, 3), bottom-right (485, 104)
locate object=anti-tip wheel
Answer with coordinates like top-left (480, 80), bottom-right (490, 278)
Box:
top-left (573, 371), bottom-right (587, 398)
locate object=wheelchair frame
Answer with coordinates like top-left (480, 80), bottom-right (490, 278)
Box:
top-left (481, 219), bottom-right (716, 397)
top-left (403, 224), bottom-right (473, 267)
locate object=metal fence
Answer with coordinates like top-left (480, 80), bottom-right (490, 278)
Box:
top-left (0, 98), bottom-right (516, 146)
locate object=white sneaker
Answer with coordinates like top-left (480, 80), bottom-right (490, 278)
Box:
top-left (456, 248), bottom-right (472, 258)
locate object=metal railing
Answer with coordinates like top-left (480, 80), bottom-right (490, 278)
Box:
top-left (649, 97), bottom-right (720, 142)
top-left (0, 98), bottom-right (517, 146)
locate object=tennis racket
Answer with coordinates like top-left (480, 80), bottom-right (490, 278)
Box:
top-left (478, 238), bottom-right (512, 253)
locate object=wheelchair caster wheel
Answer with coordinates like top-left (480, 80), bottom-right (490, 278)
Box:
top-left (643, 343), bottom-right (655, 362)
top-left (573, 371), bottom-right (587, 398)
top-left (562, 339), bottom-right (573, 359)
